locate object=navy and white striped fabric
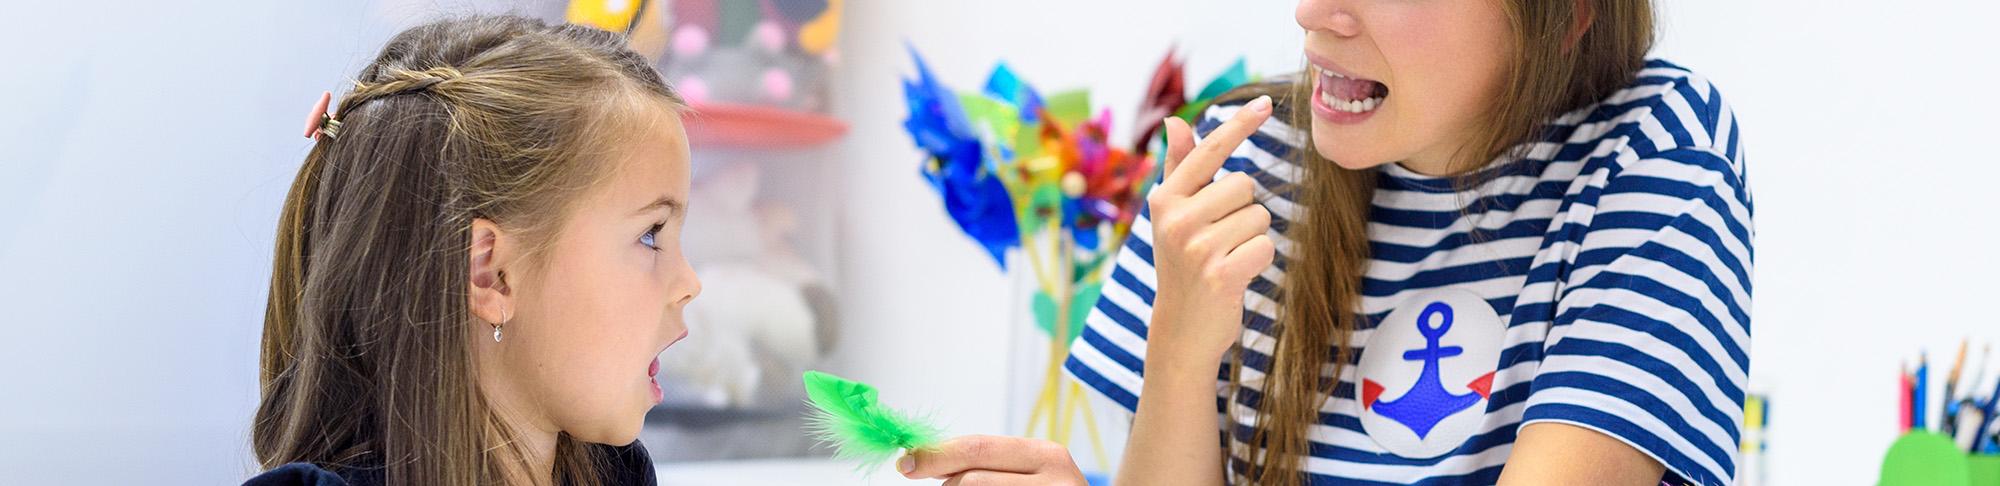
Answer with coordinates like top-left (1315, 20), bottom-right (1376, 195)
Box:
top-left (1064, 59), bottom-right (1751, 485)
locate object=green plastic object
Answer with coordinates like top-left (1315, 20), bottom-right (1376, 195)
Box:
top-left (1879, 431), bottom-right (1969, 486)
top-left (1042, 89), bottom-right (1092, 129)
top-left (1969, 454), bottom-right (2000, 486)
top-left (1031, 283), bottom-right (1102, 341)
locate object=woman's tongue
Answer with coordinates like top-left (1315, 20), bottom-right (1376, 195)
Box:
top-left (1325, 75), bottom-right (1385, 101)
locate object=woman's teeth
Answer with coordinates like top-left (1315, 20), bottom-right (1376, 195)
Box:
top-left (1322, 90), bottom-right (1384, 114)
top-left (1318, 69), bottom-right (1387, 114)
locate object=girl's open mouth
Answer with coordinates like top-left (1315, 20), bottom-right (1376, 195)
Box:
top-left (647, 330), bottom-right (684, 404)
top-left (648, 357), bottom-right (663, 403)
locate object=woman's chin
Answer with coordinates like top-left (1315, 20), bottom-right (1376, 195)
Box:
top-left (1310, 127), bottom-right (1396, 171)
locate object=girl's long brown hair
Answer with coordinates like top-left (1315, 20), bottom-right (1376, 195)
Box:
top-left (1224, 2), bottom-right (1655, 484)
top-left (255, 15), bottom-right (681, 486)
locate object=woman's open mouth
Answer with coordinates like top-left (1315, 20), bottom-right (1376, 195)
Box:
top-left (1310, 59), bottom-right (1390, 123)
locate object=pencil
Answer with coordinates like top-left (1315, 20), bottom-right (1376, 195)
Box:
top-left (1945, 339), bottom-right (1969, 434)
top-left (1901, 360), bottom-right (1913, 432)
top-left (1916, 352), bottom-right (1928, 431)
top-left (1971, 370), bottom-right (2000, 452)
top-left (1949, 340), bottom-right (1968, 393)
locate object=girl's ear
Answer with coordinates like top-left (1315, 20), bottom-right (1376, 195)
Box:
top-left (468, 218), bottom-right (514, 326)
top-left (1565, 0), bottom-right (1597, 53)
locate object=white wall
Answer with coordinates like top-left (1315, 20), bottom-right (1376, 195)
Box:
top-left (0, 2), bottom-right (354, 482)
top-left (1646, 2), bottom-right (2000, 484)
top-left (0, 1), bottom-right (552, 483)
top-left (2, 1), bottom-right (1995, 485)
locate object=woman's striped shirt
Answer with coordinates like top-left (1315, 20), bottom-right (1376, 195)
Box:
top-left (1065, 59), bottom-right (1751, 485)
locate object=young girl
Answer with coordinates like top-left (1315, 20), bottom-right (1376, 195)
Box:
top-left (1055, 0), bottom-right (1751, 485)
top-left (246, 14), bottom-right (1082, 486)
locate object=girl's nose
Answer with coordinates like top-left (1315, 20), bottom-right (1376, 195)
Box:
top-left (675, 263), bottom-right (702, 307)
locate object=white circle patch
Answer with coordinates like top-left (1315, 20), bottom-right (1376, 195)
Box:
top-left (1355, 288), bottom-right (1504, 459)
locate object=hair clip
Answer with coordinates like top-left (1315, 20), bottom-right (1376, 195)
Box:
top-left (303, 91), bottom-right (341, 139)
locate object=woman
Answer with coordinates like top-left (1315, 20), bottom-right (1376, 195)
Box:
top-left (1056, 0), bottom-right (1751, 484)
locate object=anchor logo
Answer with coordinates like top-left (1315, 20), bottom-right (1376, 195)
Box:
top-left (1361, 299), bottom-right (1498, 444)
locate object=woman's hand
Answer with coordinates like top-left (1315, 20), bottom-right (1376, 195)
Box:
top-left (1144, 95), bottom-right (1277, 371)
top-left (1109, 96), bottom-right (1277, 486)
top-left (897, 435), bottom-right (1086, 486)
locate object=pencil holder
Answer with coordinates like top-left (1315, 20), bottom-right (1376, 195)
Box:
top-left (1879, 431), bottom-right (2000, 485)
top-left (1971, 454), bottom-right (2000, 485)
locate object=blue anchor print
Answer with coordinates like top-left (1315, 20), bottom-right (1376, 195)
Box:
top-left (1368, 301), bottom-right (1482, 439)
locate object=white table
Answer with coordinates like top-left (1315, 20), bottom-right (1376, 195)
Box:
top-left (655, 458), bottom-right (929, 485)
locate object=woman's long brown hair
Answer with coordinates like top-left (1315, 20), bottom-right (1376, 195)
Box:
top-left (255, 15), bottom-right (681, 486)
top-left (1223, 2), bottom-right (1655, 484)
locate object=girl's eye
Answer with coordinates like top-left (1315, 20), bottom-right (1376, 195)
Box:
top-left (640, 223), bottom-right (664, 251)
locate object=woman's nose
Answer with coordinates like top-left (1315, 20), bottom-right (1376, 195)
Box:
top-left (1295, 0), bottom-right (1362, 37)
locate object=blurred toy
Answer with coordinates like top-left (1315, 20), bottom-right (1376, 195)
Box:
top-left (656, 0), bottom-right (842, 111)
top-left (564, 0), bottom-right (672, 61)
top-left (657, 162), bottom-right (832, 407)
top-left (897, 45), bottom-right (1255, 465)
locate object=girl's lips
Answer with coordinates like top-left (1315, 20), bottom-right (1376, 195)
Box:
top-left (646, 330), bottom-right (686, 405)
top-left (648, 358), bottom-right (663, 404)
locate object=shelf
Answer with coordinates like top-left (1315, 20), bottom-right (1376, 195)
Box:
top-left (645, 402), bottom-right (799, 430)
top-left (683, 102), bottom-right (850, 149)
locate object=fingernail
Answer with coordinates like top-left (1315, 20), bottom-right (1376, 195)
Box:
top-left (896, 454), bottom-right (916, 475)
top-left (1249, 95), bottom-right (1272, 113)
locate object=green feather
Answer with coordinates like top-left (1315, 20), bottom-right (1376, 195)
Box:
top-left (801, 370), bottom-right (943, 467)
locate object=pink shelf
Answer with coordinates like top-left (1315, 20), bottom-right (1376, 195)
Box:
top-left (683, 102), bottom-right (849, 149)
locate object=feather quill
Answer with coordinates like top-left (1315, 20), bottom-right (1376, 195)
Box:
top-left (802, 370), bottom-right (943, 468)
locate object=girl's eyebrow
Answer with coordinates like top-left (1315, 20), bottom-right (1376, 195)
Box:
top-left (634, 196), bottom-right (685, 217)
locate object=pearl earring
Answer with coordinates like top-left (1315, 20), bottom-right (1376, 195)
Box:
top-left (493, 308), bottom-right (509, 343)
